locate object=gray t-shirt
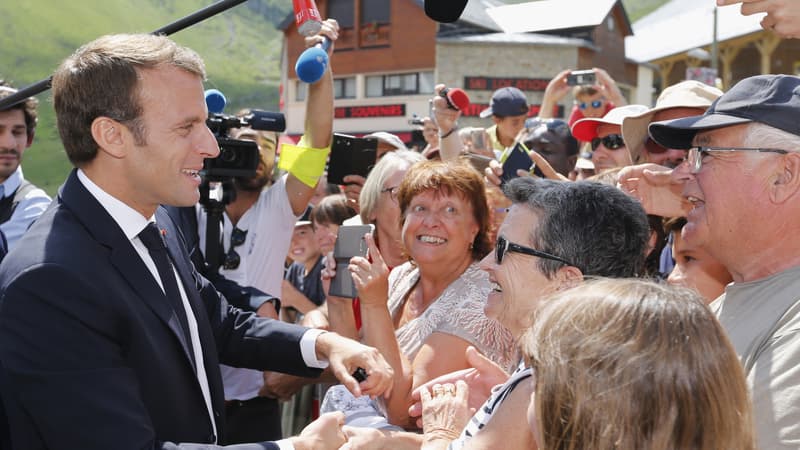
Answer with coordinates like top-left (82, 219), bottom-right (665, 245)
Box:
top-left (713, 265), bottom-right (800, 449)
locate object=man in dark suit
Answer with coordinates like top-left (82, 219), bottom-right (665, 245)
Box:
top-left (0, 33), bottom-right (393, 450)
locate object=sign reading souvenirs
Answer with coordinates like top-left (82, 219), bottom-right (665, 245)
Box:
top-left (335, 104), bottom-right (406, 119)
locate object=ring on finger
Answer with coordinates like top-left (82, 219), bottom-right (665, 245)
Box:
top-left (444, 385), bottom-right (456, 396)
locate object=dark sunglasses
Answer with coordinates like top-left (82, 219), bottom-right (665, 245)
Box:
top-left (591, 134), bottom-right (625, 151)
top-left (644, 137), bottom-right (668, 154)
top-left (223, 227), bottom-right (248, 270)
top-left (495, 235), bottom-right (575, 268)
top-left (578, 99), bottom-right (604, 110)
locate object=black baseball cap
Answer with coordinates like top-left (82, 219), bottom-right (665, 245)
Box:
top-left (649, 75), bottom-right (800, 149)
top-left (479, 87), bottom-right (529, 118)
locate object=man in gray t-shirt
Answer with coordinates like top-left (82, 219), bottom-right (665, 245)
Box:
top-left (647, 74), bottom-right (800, 449)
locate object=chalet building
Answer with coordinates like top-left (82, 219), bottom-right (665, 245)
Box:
top-left (626, 0), bottom-right (800, 92)
top-left (280, 0), bottom-right (646, 142)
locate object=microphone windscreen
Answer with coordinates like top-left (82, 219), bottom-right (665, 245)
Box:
top-left (425, 0), bottom-right (468, 23)
top-left (445, 88), bottom-right (470, 113)
top-left (204, 89), bottom-right (226, 114)
top-left (295, 46), bottom-right (329, 84)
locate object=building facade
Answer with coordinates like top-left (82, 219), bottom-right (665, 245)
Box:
top-left (281, 0), bottom-right (644, 142)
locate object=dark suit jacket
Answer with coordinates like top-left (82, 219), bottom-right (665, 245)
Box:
top-left (0, 170), bottom-right (322, 449)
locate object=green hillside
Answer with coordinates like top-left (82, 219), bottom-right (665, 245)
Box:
top-left (0, 0), bottom-right (290, 195)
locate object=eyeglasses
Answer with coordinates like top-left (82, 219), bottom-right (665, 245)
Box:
top-left (380, 186), bottom-right (399, 202)
top-left (644, 137), bottom-right (668, 154)
top-left (495, 235), bottom-right (575, 268)
top-left (578, 99), bottom-right (604, 110)
top-left (686, 146), bottom-right (788, 174)
top-left (591, 134), bottom-right (625, 151)
top-left (223, 227), bottom-right (248, 270)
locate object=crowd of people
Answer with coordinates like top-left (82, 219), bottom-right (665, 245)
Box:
top-left (1, 6), bottom-right (800, 450)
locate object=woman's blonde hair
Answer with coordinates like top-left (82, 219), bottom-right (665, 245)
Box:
top-left (523, 278), bottom-right (755, 450)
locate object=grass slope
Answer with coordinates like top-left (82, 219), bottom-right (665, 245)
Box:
top-left (0, 0), bottom-right (287, 194)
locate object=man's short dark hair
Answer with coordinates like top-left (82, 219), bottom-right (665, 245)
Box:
top-left (504, 178), bottom-right (649, 278)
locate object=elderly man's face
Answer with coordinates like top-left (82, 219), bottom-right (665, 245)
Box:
top-left (672, 124), bottom-right (781, 265)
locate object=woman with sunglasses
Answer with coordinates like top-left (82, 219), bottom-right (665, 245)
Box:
top-left (321, 160), bottom-right (517, 431)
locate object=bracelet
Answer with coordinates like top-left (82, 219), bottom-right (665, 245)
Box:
top-left (439, 127), bottom-right (458, 139)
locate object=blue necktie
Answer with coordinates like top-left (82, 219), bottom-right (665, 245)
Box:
top-left (138, 222), bottom-right (195, 365)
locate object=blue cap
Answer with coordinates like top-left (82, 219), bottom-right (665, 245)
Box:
top-left (649, 75), bottom-right (800, 149)
top-left (480, 87), bottom-right (529, 118)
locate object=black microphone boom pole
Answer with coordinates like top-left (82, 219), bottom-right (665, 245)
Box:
top-left (0, 0), bottom-right (248, 110)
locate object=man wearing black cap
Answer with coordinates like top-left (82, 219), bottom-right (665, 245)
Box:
top-left (479, 87), bottom-right (530, 152)
top-left (641, 74), bottom-right (800, 449)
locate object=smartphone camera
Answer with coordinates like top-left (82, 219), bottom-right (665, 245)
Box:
top-left (566, 70), bottom-right (596, 86)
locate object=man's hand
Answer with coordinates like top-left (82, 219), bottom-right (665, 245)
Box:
top-left (316, 331), bottom-right (394, 399)
top-left (290, 411), bottom-right (347, 450)
top-left (617, 163), bottom-right (690, 217)
top-left (718, 0), bottom-right (800, 38)
top-left (304, 18), bottom-right (340, 54)
top-left (431, 84), bottom-right (461, 137)
top-left (593, 67), bottom-right (627, 107)
top-left (409, 346), bottom-right (509, 427)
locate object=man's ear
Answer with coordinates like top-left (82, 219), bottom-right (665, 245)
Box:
top-left (771, 152), bottom-right (800, 204)
top-left (90, 117), bottom-right (125, 159)
top-left (25, 129), bottom-right (35, 148)
top-left (555, 265), bottom-right (583, 290)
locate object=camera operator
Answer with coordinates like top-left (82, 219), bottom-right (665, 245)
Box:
top-left (191, 19), bottom-right (339, 444)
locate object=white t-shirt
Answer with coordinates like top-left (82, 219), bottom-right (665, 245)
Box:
top-left (197, 174), bottom-right (298, 400)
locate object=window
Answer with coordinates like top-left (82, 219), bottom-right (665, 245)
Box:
top-left (334, 77), bottom-right (356, 99)
top-left (295, 81), bottom-right (307, 102)
top-left (366, 76), bottom-right (383, 97)
top-left (365, 72), bottom-right (433, 97)
top-left (607, 16), bottom-right (615, 31)
top-left (328, 0), bottom-right (355, 28)
top-left (361, 0), bottom-right (390, 25)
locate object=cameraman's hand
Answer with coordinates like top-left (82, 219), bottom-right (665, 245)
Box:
top-left (305, 18), bottom-right (340, 55)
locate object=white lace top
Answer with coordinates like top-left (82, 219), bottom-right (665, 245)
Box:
top-left (388, 261), bottom-right (517, 372)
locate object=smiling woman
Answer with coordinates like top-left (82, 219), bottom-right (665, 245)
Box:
top-left (322, 159), bottom-right (516, 430)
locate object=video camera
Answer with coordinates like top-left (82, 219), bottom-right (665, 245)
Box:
top-left (199, 89), bottom-right (286, 273)
top-left (203, 110), bottom-right (286, 180)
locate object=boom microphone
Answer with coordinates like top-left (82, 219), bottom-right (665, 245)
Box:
top-left (204, 88), bottom-right (227, 114)
top-left (425, 0), bottom-right (468, 23)
top-left (295, 37), bottom-right (331, 84)
top-left (440, 87), bottom-right (470, 113)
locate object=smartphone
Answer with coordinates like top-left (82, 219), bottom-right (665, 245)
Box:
top-left (566, 70), bottom-right (596, 86)
top-left (500, 144), bottom-right (533, 186)
top-left (470, 128), bottom-right (487, 152)
top-left (328, 224), bottom-right (375, 299)
top-left (499, 144), bottom-right (544, 185)
top-left (326, 133), bottom-right (378, 185)
top-left (464, 153), bottom-right (493, 174)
